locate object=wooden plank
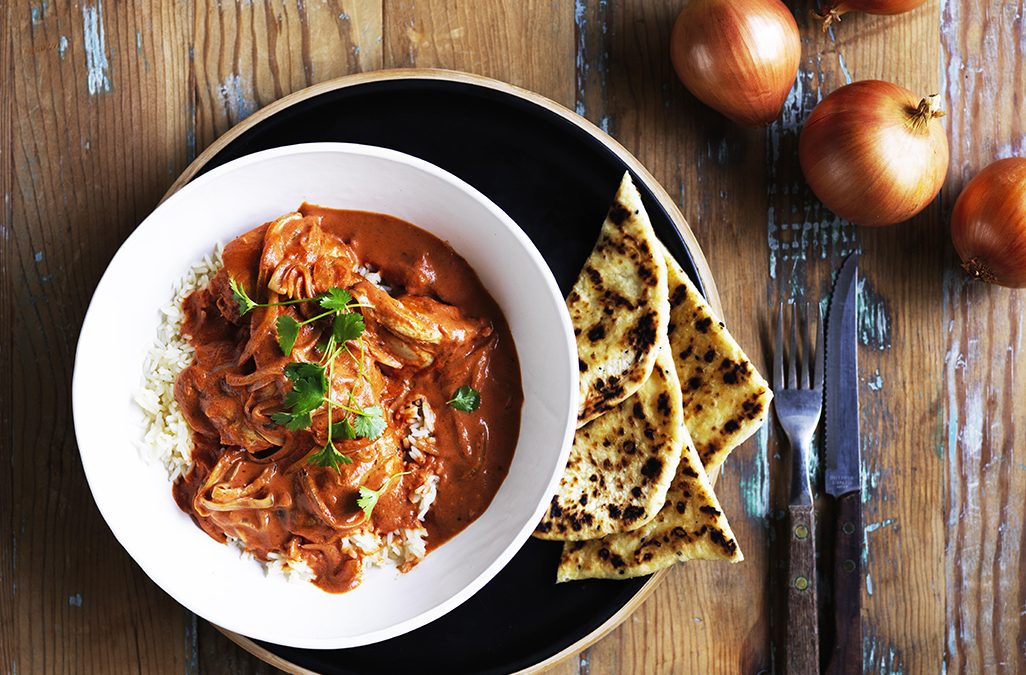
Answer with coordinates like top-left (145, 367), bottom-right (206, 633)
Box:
top-left (6, 0), bottom-right (195, 672)
top-left (801, 5), bottom-right (948, 673)
top-left (192, 0), bottom-right (382, 150)
top-left (0, 0), bottom-right (14, 669)
top-left (940, 2), bottom-right (1026, 672)
top-left (833, 10), bottom-right (948, 675)
top-left (571, 2), bottom-right (774, 672)
top-left (382, 0), bottom-right (576, 106)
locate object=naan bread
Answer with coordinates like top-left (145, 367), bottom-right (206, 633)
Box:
top-left (662, 245), bottom-right (772, 474)
top-left (570, 172), bottom-right (669, 427)
top-left (534, 341), bottom-right (684, 541)
top-left (556, 426), bottom-right (742, 582)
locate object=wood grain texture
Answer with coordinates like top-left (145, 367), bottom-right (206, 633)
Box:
top-left (4, 1), bottom-right (195, 673)
top-left (0, 0), bottom-right (14, 670)
top-left (382, 0), bottom-right (575, 105)
top-left (941, 2), bottom-right (1026, 673)
top-left (799, 5), bottom-right (949, 673)
top-left (5, 1), bottom-right (1026, 674)
top-left (192, 0), bottom-right (382, 150)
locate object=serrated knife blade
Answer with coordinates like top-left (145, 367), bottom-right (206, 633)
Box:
top-left (824, 253), bottom-right (860, 498)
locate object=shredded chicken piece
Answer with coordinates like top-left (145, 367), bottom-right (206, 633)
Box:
top-left (259, 213), bottom-right (360, 299)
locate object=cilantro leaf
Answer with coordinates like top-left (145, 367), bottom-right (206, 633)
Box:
top-left (309, 443), bottom-right (353, 472)
top-left (319, 287), bottom-right (353, 312)
top-left (355, 486), bottom-right (379, 518)
top-left (284, 361), bottom-right (326, 387)
top-left (270, 410), bottom-right (312, 431)
top-left (332, 312), bottom-right (365, 344)
top-left (276, 315), bottom-right (300, 356)
top-left (283, 376), bottom-right (327, 414)
top-left (331, 418), bottom-right (357, 441)
top-left (356, 472), bottom-right (410, 519)
top-left (273, 362), bottom-right (328, 430)
top-left (352, 405), bottom-right (386, 440)
top-left (447, 385), bottom-right (481, 412)
top-left (229, 276), bottom-right (258, 315)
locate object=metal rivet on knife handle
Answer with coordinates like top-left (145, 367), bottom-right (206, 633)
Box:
top-left (793, 576), bottom-right (810, 591)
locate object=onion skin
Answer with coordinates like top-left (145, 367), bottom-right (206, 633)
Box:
top-left (798, 80), bottom-right (949, 227)
top-left (814, 0), bottom-right (929, 31)
top-left (670, 0), bottom-right (801, 127)
top-left (951, 158), bottom-right (1026, 288)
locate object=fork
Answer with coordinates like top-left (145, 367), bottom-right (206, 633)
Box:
top-left (774, 303), bottom-right (824, 675)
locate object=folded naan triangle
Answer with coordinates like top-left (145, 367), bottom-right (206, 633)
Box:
top-left (662, 245), bottom-right (772, 474)
top-left (569, 172), bottom-right (669, 428)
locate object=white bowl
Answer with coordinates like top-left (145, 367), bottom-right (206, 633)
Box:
top-left (72, 143), bottom-right (578, 649)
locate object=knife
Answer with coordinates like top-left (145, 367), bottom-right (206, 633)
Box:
top-left (824, 252), bottom-right (862, 675)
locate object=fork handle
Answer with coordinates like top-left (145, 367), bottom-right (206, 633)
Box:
top-left (787, 502), bottom-right (820, 674)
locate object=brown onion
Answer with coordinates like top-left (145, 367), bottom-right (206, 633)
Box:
top-left (798, 80), bottom-right (949, 227)
top-left (951, 157), bottom-right (1026, 288)
top-left (814, 0), bottom-right (928, 31)
top-left (670, 0), bottom-right (801, 127)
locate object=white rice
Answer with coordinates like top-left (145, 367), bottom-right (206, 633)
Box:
top-left (360, 527), bottom-right (430, 567)
top-left (265, 550), bottom-right (316, 584)
top-left (402, 396), bottom-right (437, 464)
top-left (134, 245), bottom-right (223, 480)
top-left (135, 247), bottom-right (439, 584)
top-left (356, 264), bottom-right (392, 293)
top-left (412, 475), bottom-right (440, 522)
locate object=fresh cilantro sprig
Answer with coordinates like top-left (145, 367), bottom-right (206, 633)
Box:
top-left (230, 278), bottom-right (369, 357)
top-left (231, 276), bottom-right (387, 472)
top-left (276, 290), bottom-right (369, 356)
top-left (277, 309), bottom-right (335, 356)
top-left (356, 472), bottom-right (411, 520)
top-left (268, 362), bottom-right (328, 430)
top-left (447, 385), bottom-right (481, 412)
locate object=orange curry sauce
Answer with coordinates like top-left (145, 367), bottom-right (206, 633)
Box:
top-left (172, 204), bottom-right (522, 592)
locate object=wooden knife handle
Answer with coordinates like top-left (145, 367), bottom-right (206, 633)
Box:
top-left (787, 502), bottom-right (820, 674)
top-left (827, 492), bottom-right (863, 675)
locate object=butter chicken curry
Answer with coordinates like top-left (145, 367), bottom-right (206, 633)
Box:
top-left (172, 205), bottom-right (523, 593)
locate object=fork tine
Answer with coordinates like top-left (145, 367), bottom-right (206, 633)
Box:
top-left (802, 303), bottom-right (812, 389)
top-left (788, 303), bottom-right (798, 389)
top-left (814, 301), bottom-right (825, 391)
top-left (774, 304), bottom-right (783, 390)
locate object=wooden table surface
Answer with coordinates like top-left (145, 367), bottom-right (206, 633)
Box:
top-left (3, 1), bottom-right (1024, 672)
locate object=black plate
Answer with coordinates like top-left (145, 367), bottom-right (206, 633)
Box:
top-left (189, 74), bottom-right (707, 675)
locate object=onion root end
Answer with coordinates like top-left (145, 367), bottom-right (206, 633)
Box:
top-left (962, 257), bottom-right (997, 284)
top-left (811, 8), bottom-right (843, 32)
